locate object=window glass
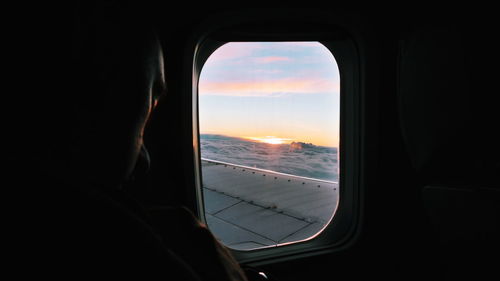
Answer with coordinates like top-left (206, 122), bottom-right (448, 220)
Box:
top-left (199, 42), bottom-right (340, 250)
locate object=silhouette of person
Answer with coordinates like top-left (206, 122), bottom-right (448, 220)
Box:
top-left (27, 1), bottom-right (249, 280)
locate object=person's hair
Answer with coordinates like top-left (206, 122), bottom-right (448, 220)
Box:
top-left (73, 0), bottom-right (158, 110)
top-left (31, 0), bottom-right (159, 174)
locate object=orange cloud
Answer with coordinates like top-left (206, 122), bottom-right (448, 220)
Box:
top-left (199, 78), bottom-right (339, 97)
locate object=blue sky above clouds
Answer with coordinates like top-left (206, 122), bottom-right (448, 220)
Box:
top-left (199, 42), bottom-right (340, 147)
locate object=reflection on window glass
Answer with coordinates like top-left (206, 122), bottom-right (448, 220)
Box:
top-left (199, 42), bottom-right (340, 250)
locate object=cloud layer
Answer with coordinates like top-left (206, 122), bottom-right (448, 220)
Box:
top-left (200, 134), bottom-right (338, 182)
top-left (199, 78), bottom-right (339, 97)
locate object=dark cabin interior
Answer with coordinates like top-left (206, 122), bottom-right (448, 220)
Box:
top-left (20, 3), bottom-right (499, 280)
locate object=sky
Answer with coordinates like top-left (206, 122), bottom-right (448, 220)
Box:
top-left (198, 42), bottom-right (340, 147)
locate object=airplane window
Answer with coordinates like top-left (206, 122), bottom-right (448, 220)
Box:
top-left (198, 42), bottom-right (340, 250)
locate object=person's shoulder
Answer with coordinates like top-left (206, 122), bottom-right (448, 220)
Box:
top-left (31, 179), bottom-right (201, 279)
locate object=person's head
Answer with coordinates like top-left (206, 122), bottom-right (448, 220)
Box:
top-left (48, 1), bottom-right (165, 188)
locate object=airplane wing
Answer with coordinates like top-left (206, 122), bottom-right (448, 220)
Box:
top-left (201, 159), bottom-right (339, 250)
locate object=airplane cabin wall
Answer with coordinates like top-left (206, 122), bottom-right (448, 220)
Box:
top-left (138, 6), bottom-right (499, 281)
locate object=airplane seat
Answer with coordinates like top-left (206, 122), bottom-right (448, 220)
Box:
top-left (399, 24), bottom-right (500, 280)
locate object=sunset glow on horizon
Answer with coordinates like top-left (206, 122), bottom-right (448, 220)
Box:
top-left (199, 42), bottom-right (340, 148)
top-left (244, 136), bottom-right (293, 145)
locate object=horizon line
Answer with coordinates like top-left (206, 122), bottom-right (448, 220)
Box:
top-left (200, 133), bottom-right (338, 149)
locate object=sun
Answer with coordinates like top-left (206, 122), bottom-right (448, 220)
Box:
top-left (245, 136), bottom-right (291, 145)
top-left (260, 137), bottom-right (285, 144)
